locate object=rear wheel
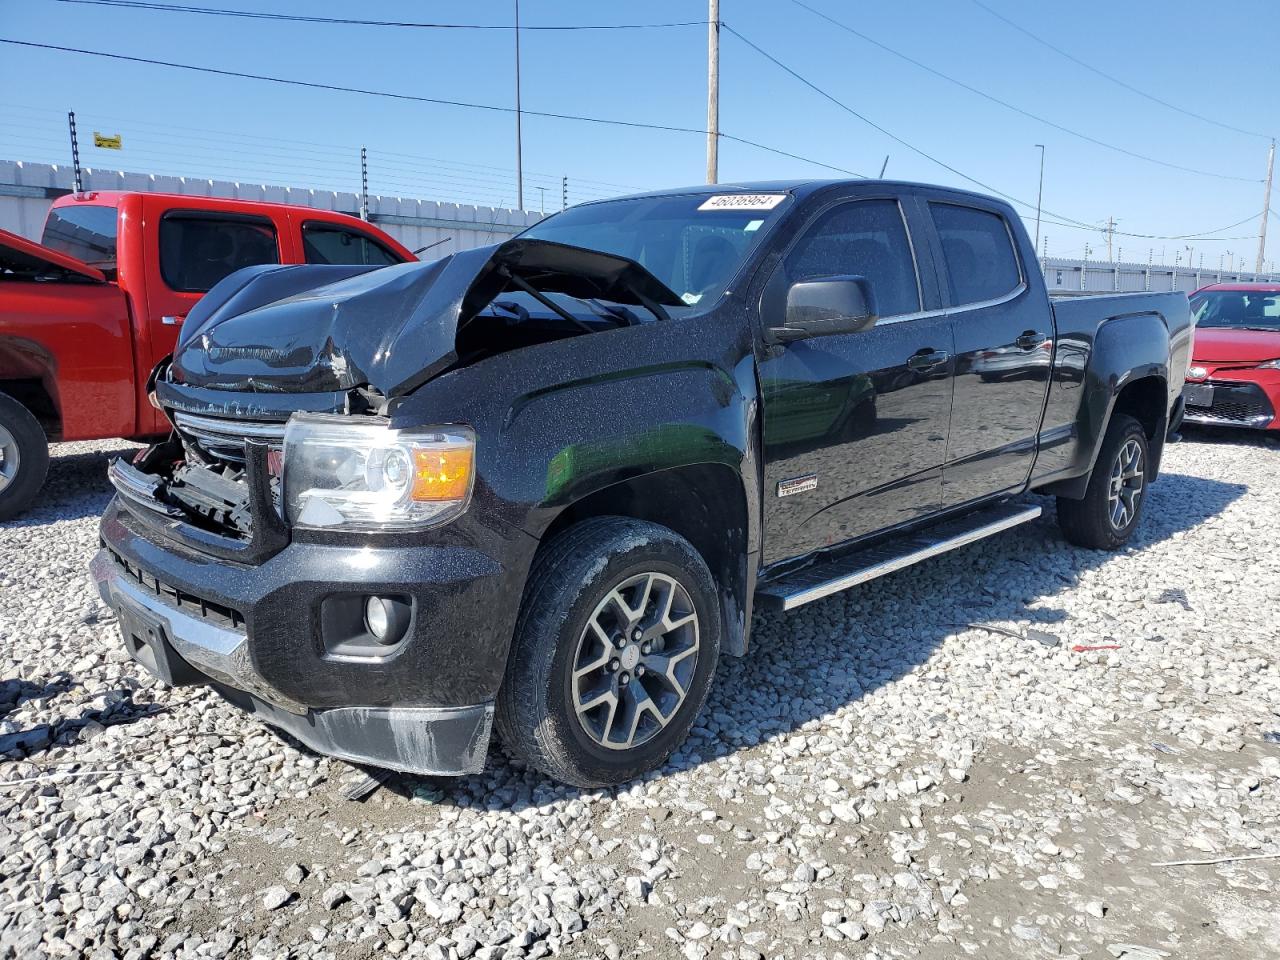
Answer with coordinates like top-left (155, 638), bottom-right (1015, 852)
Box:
top-left (0, 393), bottom-right (49, 521)
top-left (496, 517), bottom-right (721, 787)
top-left (1056, 413), bottom-right (1149, 550)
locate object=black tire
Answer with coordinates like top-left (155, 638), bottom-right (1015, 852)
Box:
top-left (1056, 413), bottom-right (1150, 550)
top-left (0, 392), bottom-right (50, 521)
top-left (496, 517), bottom-right (721, 788)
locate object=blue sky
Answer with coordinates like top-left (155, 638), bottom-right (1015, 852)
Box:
top-left (2, 0), bottom-right (1277, 266)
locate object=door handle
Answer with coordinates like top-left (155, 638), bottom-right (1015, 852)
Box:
top-left (1015, 330), bottom-right (1045, 349)
top-left (907, 349), bottom-right (951, 371)
top-left (161, 315), bottom-right (186, 326)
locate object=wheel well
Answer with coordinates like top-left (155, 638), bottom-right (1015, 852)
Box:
top-left (539, 464), bottom-right (751, 656)
top-left (0, 379), bottom-right (60, 440)
top-left (1111, 375), bottom-right (1167, 476)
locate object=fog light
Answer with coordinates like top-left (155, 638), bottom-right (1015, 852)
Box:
top-left (364, 595), bottom-right (411, 645)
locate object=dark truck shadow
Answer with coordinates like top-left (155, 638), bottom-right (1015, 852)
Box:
top-left (1179, 424), bottom-right (1280, 451)
top-left (357, 469), bottom-right (1245, 810)
top-left (0, 681), bottom-right (170, 761)
top-left (0, 443), bottom-right (137, 529)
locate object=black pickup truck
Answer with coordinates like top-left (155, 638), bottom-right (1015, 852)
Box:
top-left (90, 180), bottom-right (1192, 786)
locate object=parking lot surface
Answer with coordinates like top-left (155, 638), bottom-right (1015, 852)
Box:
top-left (1, 430), bottom-right (1278, 960)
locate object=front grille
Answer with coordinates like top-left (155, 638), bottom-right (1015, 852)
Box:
top-left (108, 548), bottom-right (246, 630)
top-left (1185, 381), bottom-right (1275, 427)
top-left (173, 411), bottom-right (286, 463)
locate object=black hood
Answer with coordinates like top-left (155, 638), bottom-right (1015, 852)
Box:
top-left (169, 238), bottom-right (683, 398)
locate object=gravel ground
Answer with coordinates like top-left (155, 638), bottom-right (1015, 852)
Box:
top-left (2, 429), bottom-right (1278, 960)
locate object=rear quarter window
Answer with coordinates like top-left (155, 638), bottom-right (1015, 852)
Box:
top-left (302, 224), bottom-right (402, 267)
top-left (41, 205), bottom-right (119, 273)
top-left (929, 203), bottom-right (1022, 306)
top-left (159, 214), bottom-right (280, 293)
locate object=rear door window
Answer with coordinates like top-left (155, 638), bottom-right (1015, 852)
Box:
top-left (929, 203), bottom-right (1022, 306)
top-left (159, 214), bottom-right (280, 293)
top-left (41, 205), bottom-right (119, 272)
top-left (785, 198), bottom-right (922, 318)
top-left (302, 224), bottom-right (402, 267)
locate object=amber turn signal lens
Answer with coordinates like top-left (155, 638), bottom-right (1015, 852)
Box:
top-left (410, 445), bottom-right (473, 501)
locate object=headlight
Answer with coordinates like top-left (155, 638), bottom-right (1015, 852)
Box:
top-left (283, 414), bottom-right (475, 531)
top-left (1257, 358), bottom-right (1280, 370)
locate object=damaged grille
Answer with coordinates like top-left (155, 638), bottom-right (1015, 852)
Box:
top-left (107, 548), bottom-right (246, 630)
top-left (173, 411), bottom-right (286, 464)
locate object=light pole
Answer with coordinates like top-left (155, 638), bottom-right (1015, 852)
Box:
top-left (1033, 144), bottom-right (1045, 254)
top-left (514, 0), bottom-right (524, 210)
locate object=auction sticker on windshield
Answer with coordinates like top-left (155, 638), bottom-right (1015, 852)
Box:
top-left (697, 194), bottom-right (787, 211)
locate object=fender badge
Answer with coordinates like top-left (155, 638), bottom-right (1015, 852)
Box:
top-left (777, 474), bottom-right (818, 498)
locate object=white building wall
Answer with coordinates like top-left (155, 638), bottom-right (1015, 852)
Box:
top-left (0, 160), bottom-right (543, 254)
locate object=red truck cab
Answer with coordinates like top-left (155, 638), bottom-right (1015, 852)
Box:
top-left (0, 191), bottom-right (415, 518)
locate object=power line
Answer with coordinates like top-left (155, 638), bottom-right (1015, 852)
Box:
top-left (48, 0), bottom-right (708, 30)
top-left (0, 39), bottom-right (867, 182)
top-left (965, 0), bottom-right (1271, 141)
top-left (721, 26), bottom-right (1263, 242)
top-left (788, 0), bottom-right (1259, 183)
top-left (720, 24), bottom-right (1095, 228)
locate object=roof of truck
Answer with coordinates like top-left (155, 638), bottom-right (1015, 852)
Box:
top-left (593, 179), bottom-right (1008, 206)
top-left (48, 190), bottom-right (371, 224)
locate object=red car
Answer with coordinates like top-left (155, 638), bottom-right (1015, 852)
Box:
top-left (1183, 282), bottom-right (1280, 430)
top-left (0, 192), bottom-right (415, 518)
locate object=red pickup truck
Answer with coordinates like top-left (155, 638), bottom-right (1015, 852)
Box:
top-left (0, 191), bottom-right (415, 518)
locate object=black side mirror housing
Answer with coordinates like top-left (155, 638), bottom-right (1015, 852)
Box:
top-left (771, 275), bottom-right (878, 342)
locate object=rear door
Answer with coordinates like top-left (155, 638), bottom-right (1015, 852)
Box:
top-left (925, 199), bottom-right (1051, 506)
top-left (137, 197), bottom-right (284, 432)
top-left (759, 193), bottom-right (954, 563)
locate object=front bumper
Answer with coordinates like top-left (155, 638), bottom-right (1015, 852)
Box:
top-left (1182, 378), bottom-right (1278, 429)
top-left (91, 498), bottom-right (531, 775)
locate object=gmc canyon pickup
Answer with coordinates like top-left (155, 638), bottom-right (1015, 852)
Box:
top-left (90, 180), bottom-right (1192, 787)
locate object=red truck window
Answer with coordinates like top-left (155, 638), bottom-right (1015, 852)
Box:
top-left (159, 212), bottom-right (280, 293)
top-left (302, 223), bottom-right (402, 267)
top-left (41, 205), bottom-right (119, 274)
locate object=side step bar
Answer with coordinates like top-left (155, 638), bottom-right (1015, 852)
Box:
top-left (756, 502), bottom-right (1042, 612)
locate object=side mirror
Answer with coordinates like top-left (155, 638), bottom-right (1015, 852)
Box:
top-left (771, 275), bottom-right (878, 342)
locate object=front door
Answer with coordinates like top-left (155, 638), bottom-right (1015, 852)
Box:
top-left (925, 201), bottom-right (1052, 505)
top-left (759, 197), bottom-right (955, 564)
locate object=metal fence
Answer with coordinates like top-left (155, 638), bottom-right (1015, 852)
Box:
top-left (0, 160), bottom-right (543, 254)
top-left (1042, 256), bottom-right (1279, 295)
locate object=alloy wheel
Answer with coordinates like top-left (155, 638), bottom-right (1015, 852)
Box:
top-left (0, 423), bottom-right (19, 494)
top-left (1107, 437), bottom-right (1145, 530)
top-left (570, 571), bottom-right (700, 751)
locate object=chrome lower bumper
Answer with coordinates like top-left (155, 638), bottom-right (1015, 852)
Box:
top-left (89, 549), bottom-right (494, 775)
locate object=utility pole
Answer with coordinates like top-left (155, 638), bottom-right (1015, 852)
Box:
top-left (1081, 242), bottom-right (1090, 291)
top-left (514, 0), bottom-right (524, 211)
top-left (1257, 139), bottom-right (1275, 275)
top-left (706, 0), bottom-right (719, 184)
top-left (359, 146), bottom-right (369, 221)
top-left (879, 155), bottom-right (889, 178)
top-left (537, 186), bottom-right (546, 216)
top-left (1033, 144), bottom-right (1045, 254)
top-left (67, 110), bottom-right (83, 194)
top-left (1105, 216), bottom-right (1115, 263)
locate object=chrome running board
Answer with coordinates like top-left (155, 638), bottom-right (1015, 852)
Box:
top-left (756, 502), bottom-right (1042, 612)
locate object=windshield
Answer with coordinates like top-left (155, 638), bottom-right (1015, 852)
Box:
top-left (520, 192), bottom-right (792, 310)
top-left (1190, 290), bottom-right (1280, 330)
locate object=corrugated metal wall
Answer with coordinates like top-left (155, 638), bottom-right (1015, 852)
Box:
top-left (0, 160), bottom-right (543, 253)
top-left (1041, 256), bottom-right (1280, 294)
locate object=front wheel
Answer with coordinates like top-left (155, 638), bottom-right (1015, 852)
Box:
top-left (496, 517), bottom-right (721, 787)
top-left (0, 393), bottom-right (50, 521)
top-left (1056, 413), bottom-right (1150, 550)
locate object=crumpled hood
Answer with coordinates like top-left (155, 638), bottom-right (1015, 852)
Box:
top-left (170, 238), bottom-right (682, 398)
top-left (1191, 327), bottom-right (1280, 364)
